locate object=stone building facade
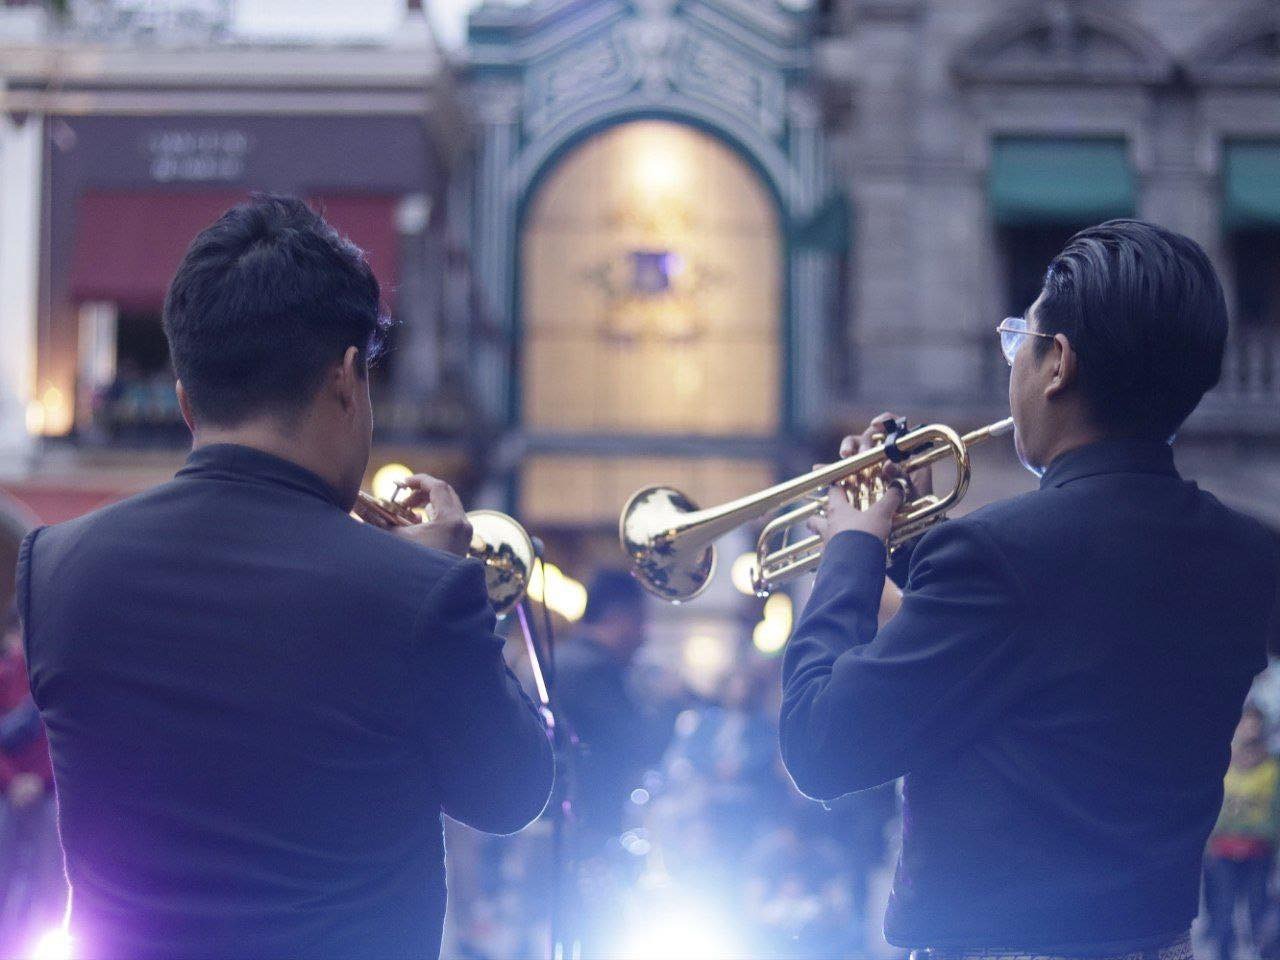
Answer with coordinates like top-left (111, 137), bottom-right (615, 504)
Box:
top-left (816, 0), bottom-right (1280, 517)
top-left (0, 0), bottom-right (1277, 603)
top-left (462, 0), bottom-right (1280, 540)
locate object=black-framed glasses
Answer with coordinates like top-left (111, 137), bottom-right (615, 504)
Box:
top-left (996, 317), bottom-right (1055, 366)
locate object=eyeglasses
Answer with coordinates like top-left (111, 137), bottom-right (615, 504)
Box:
top-left (996, 317), bottom-right (1055, 366)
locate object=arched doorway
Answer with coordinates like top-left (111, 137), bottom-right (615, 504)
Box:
top-left (519, 120), bottom-right (782, 524)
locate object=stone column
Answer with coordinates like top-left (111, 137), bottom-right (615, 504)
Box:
top-left (0, 113), bottom-right (42, 477)
top-left (471, 83), bottom-right (522, 427)
top-left (841, 8), bottom-right (926, 408)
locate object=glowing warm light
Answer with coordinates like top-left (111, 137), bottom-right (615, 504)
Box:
top-left (752, 617), bottom-right (788, 655)
top-left (527, 563), bottom-right (588, 622)
top-left (371, 463), bottom-right (412, 501)
top-left (752, 592), bottom-right (794, 656)
top-left (764, 592), bottom-right (792, 624)
top-left (729, 552), bottom-right (759, 596)
top-left (29, 928), bottom-right (74, 960)
top-left (617, 905), bottom-right (743, 959)
top-left (633, 143), bottom-right (686, 199)
top-left (683, 633), bottom-right (733, 684)
top-left (24, 400), bottom-right (45, 436)
top-left (26, 386), bottom-right (73, 437)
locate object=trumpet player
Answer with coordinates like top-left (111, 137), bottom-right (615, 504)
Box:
top-left (780, 220), bottom-right (1279, 959)
top-left (14, 196), bottom-right (553, 959)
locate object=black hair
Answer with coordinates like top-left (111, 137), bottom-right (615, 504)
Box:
top-left (163, 194), bottom-right (388, 427)
top-left (1034, 219), bottom-right (1227, 440)
top-left (582, 569), bottom-right (645, 624)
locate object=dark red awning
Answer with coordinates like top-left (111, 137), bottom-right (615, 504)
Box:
top-left (70, 190), bottom-right (251, 311)
top-left (308, 193), bottom-right (400, 294)
top-left (71, 190), bottom-right (399, 311)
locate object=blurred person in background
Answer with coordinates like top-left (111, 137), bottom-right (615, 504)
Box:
top-left (663, 668), bottom-right (782, 866)
top-left (0, 608), bottom-right (62, 956)
top-left (1203, 705), bottom-right (1280, 960)
top-left (556, 569), bottom-right (674, 954)
top-left (557, 569), bottom-right (671, 854)
top-left (784, 220), bottom-right (1280, 958)
top-left (743, 821), bottom-right (850, 959)
top-left (15, 196), bottom-right (553, 960)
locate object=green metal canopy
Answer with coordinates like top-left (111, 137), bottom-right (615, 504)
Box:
top-left (1224, 142), bottom-right (1280, 229)
top-left (990, 137), bottom-right (1135, 226)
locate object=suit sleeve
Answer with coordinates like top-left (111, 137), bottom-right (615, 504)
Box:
top-left (14, 529), bottom-right (41, 687)
top-left (413, 558), bottom-right (554, 834)
top-left (780, 520), bottom-right (1028, 800)
top-left (14, 529), bottom-right (39, 638)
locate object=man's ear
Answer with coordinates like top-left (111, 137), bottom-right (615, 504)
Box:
top-left (1044, 333), bottom-right (1079, 400)
top-left (175, 380), bottom-right (196, 434)
top-left (334, 346), bottom-right (362, 412)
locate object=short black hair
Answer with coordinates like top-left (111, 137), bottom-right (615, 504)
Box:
top-left (163, 194), bottom-right (388, 427)
top-left (1034, 219), bottom-right (1227, 441)
top-left (582, 569), bottom-right (645, 624)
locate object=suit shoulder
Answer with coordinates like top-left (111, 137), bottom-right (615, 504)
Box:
top-left (1216, 498), bottom-right (1280, 586)
top-left (959, 486), bottom-right (1050, 528)
top-left (916, 492), bottom-right (1047, 559)
top-left (1196, 486), bottom-right (1277, 545)
top-left (329, 518), bottom-right (497, 630)
top-left (909, 496), bottom-right (1046, 599)
top-left (22, 482), bottom-right (172, 557)
top-left (326, 513), bottom-right (468, 593)
top-left (954, 485), bottom-right (1088, 554)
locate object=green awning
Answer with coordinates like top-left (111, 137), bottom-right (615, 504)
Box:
top-left (1224, 142), bottom-right (1280, 229)
top-left (990, 138), bottom-right (1135, 226)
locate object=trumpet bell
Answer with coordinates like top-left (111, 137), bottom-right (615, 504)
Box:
top-left (619, 486), bottom-right (717, 603)
top-left (467, 509), bottom-right (537, 618)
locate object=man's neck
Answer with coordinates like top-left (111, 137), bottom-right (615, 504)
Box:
top-left (193, 420), bottom-right (340, 493)
top-left (1038, 424), bottom-right (1106, 472)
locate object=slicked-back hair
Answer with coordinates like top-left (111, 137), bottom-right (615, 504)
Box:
top-left (1034, 219), bottom-right (1227, 441)
top-left (163, 194), bottom-right (387, 427)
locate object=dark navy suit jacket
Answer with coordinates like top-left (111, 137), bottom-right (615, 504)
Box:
top-left (781, 439), bottom-right (1280, 953)
top-left (15, 444), bottom-right (553, 959)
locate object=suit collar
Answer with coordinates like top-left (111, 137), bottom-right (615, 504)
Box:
top-left (1039, 438), bottom-right (1178, 490)
top-left (176, 443), bottom-right (345, 509)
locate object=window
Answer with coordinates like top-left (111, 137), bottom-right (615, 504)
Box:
top-left (990, 136), bottom-right (1136, 314)
top-left (1223, 142), bottom-right (1280, 395)
top-left (95, 310), bottom-right (183, 441)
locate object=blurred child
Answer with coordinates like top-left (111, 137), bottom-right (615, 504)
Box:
top-left (1204, 705), bottom-right (1280, 960)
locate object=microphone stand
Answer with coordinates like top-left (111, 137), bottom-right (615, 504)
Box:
top-left (513, 543), bottom-right (580, 960)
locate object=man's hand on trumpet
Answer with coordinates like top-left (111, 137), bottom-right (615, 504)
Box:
top-left (392, 474), bottom-right (475, 557)
top-left (807, 412), bottom-right (935, 546)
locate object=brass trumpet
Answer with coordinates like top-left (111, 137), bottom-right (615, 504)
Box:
top-left (353, 486), bottom-right (536, 617)
top-left (619, 417), bottom-right (1015, 602)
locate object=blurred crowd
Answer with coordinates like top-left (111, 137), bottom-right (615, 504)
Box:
top-left (442, 571), bottom-right (902, 960)
top-left (4, 578), bottom-right (1280, 958)
top-left (1205, 666), bottom-right (1280, 960)
top-left (436, 576), bottom-right (1280, 960)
